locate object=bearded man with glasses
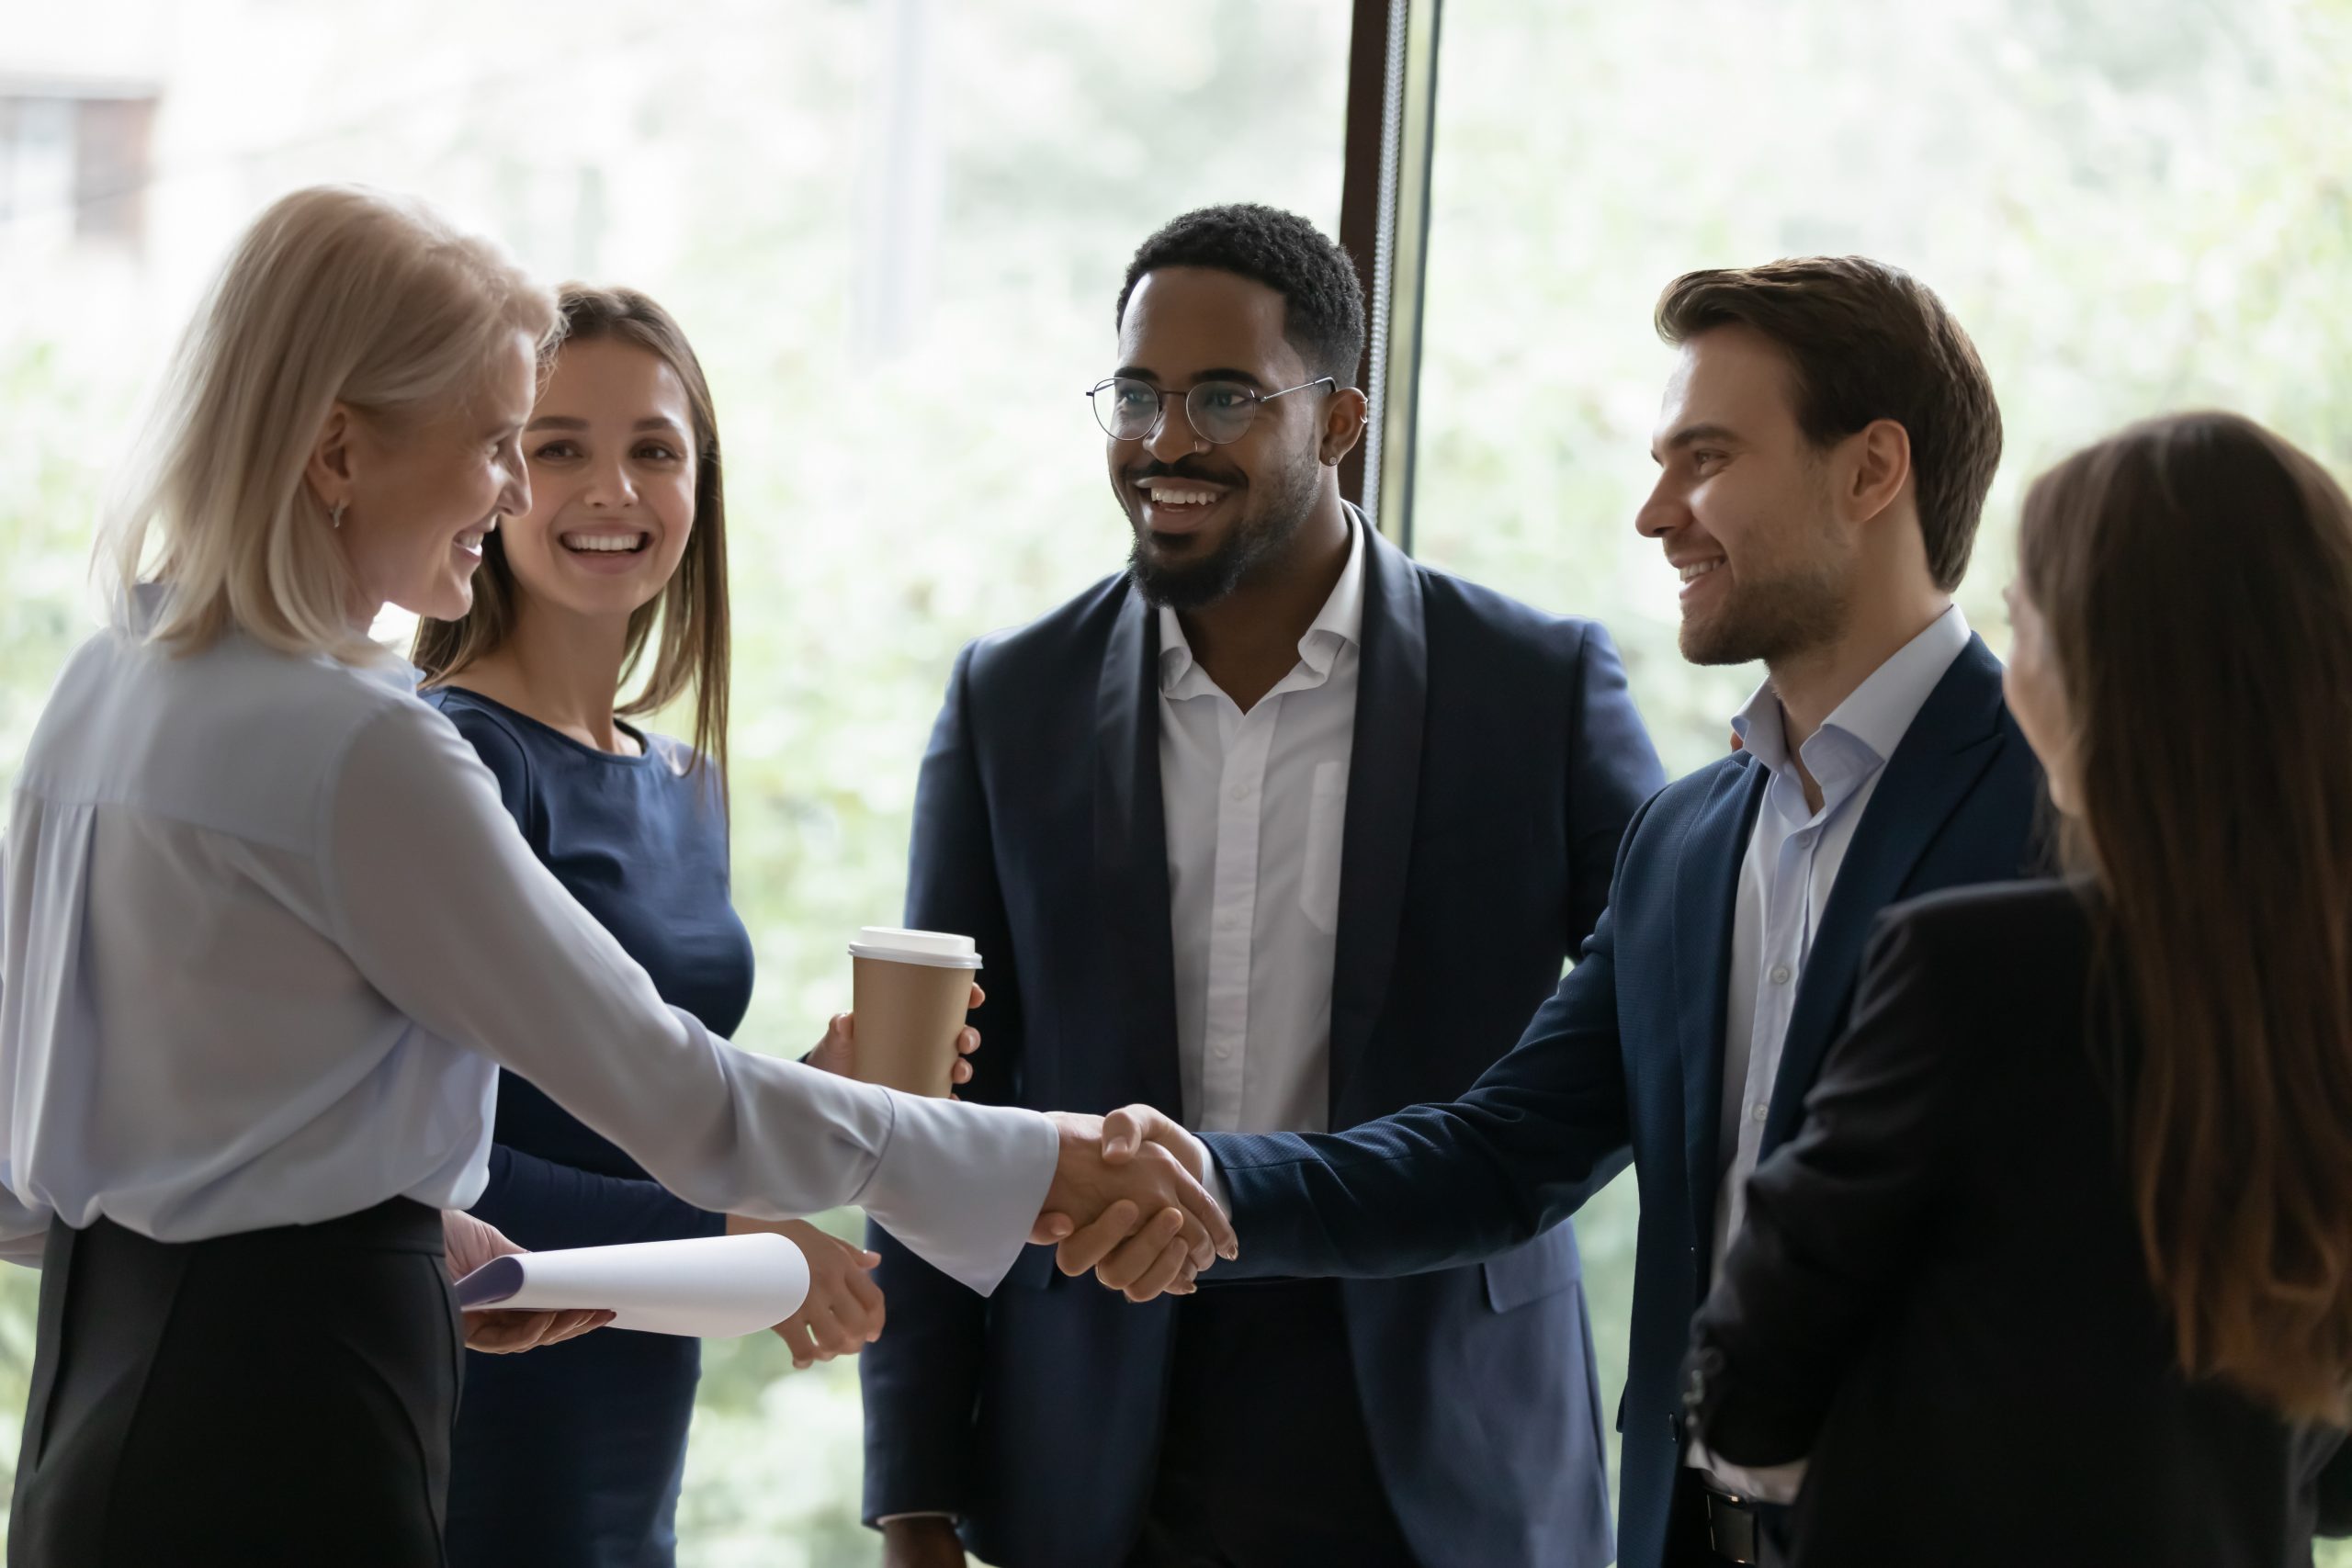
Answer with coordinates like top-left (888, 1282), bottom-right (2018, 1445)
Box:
top-left (861, 203), bottom-right (1663, 1568)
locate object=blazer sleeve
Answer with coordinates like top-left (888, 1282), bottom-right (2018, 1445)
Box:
top-left (1200, 793), bottom-right (1656, 1280)
top-left (1683, 905), bottom-right (1976, 1466)
top-left (861, 641), bottom-right (1024, 1523)
top-left (1566, 620), bottom-right (1665, 948)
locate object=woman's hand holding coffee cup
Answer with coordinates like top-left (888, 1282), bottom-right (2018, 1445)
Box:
top-left (843, 929), bottom-right (988, 1098)
top-left (807, 989), bottom-right (986, 1097)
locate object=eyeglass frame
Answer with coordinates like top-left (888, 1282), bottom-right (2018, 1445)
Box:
top-left (1085, 373), bottom-right (1338, 446)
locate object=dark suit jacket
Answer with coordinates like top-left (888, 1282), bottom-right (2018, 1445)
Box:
top-left (1204, 632), bottom-right (2042, 1568)
top-left (860, 523), bottom-right (1664, 1568)
top-left (1687, 879), bottom-right (2349, 1568)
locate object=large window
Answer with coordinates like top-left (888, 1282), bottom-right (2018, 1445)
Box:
top-left (0, 4), bottom-right (1346, 1558)
top-left (5, 0), bottom-right (2349, 1560)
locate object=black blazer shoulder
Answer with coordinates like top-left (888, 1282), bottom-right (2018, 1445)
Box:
top-left (1691, 874), bottom-right (2345, 1568)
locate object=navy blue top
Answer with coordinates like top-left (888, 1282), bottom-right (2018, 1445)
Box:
top-left (431, 687), bottom-right (754, 1568)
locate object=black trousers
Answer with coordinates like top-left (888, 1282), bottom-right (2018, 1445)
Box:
top-left (11, 1198), bottom-right (461, 1567)
top-left (1127, 1279), bottom-right (1419, 1568)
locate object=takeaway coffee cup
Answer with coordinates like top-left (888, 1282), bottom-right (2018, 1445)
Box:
top-left (847, 927), bottom-right (983, 1098)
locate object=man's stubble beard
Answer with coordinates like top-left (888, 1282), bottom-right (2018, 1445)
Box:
top-left (1125, 450), bottom-right (1325, 612)
top-left (1679, 502), bottom-right (1855, 668)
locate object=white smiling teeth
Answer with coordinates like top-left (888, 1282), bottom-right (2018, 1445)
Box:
top-left (1679, 559), bottom-right (1724, 582)
top-left (563, 533), bottom-right (647, 553)
top-left (1145, 486), bottom-right (1217, 506)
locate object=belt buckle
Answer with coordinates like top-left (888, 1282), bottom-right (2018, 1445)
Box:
top-left (1706, 1489), bottom-right (1762, 1565)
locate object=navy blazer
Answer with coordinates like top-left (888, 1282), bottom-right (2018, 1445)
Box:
top-left (861, 524), bottom-right (1665, 1568)
top-left (1205, 633), bottom-right (2043, 1568)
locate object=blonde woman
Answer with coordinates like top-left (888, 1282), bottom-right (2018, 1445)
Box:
top-left (410, 286), bottom-right (960, 1567)
top-left (0, 186), bottom-right (1232, 1564)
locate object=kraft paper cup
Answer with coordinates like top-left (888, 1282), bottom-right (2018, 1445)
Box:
top-left (847, 927), bottom-right (982, 1098)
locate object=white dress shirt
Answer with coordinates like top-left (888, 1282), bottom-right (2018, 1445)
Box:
top-left (1691, 603), bottom-right (1972, 1499)
top-left (0, 597), bottom-right (1056, 1292)
top-left (1159, 517), bottom-right (1365, 1134)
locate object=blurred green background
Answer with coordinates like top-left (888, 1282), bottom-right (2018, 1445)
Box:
top-left (3, 1), bottom-right (2348, 1560)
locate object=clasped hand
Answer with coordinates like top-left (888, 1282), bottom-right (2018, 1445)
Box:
top-left (1032, 1106), bottom-right (1229, 1301)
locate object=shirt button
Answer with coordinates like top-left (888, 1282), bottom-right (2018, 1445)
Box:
top-left (1770, 964), bottom-right (1792, 986)
top-left (1750, 1103), bottom-right (1768, 1123)
top-left (1215, 1041), bottom-right (1235, 1059)
top-left (1230, 783), bottom-right (1250, 801)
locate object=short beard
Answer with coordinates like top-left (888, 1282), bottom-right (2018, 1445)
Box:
top-left (1126, 455), bottom-right (1322, 612)
top-left (1679, 558), bottom-right (1851, 666)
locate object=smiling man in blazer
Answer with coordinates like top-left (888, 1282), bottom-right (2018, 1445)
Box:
top-left (1069, 256), bottom-right (2044, 1568)
top-left (861, 205), bottom-right (1664, 1568)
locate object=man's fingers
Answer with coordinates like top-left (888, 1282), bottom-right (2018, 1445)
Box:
top-left (969, 982), bottom-right (986, 1010)
top-left (1093, 1206), bottom-right (1187, 1292)
top-left (1132, 1144), bottom-right (1235, 1265)
top-left (1099, 1105), bottom-right (1149, 1163)
top-left (956, 1026), bottom-right (981, 1057)
top-left (1121, 1236), bottom-right (1198, 1303)
top-left (1053, 1198), bottom-right (1140, 1275)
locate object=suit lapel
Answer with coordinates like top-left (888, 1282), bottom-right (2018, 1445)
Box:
top-left (1327, 525), bottom-right (1428, 1119)
top-left (1761, 637), bottom-right (2011, 1148)
top-left (1094, 583), bottom-right (1183, 1116)
top-left (1677, 758), bottom-right (1769, 1268)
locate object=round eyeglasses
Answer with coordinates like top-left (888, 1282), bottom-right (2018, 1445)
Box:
top-left (1087, 375), bottom-right (1336, 445)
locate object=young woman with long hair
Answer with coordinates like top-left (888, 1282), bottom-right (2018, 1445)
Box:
top-left (412, 286), bottom-right (977, 1566)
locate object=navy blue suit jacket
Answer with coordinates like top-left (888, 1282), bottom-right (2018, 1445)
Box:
top-left (1204, 633), bottom-right (2042, 1568)
top-left (861, 525), bottom-right (1665, 1567)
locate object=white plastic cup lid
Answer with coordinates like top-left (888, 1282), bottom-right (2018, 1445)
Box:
top-left (848, 926), bottom-right (982, 969)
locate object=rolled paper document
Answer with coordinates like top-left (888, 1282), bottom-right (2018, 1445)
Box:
top-left (454, 1231), bottom-right (810, 1338)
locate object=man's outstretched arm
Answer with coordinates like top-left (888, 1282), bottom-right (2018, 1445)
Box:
top-left (1059, 896), bottom-right (1638, 1291)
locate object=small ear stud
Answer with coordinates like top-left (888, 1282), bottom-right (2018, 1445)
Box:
top-left (329, 500), bottom-right (347, 530)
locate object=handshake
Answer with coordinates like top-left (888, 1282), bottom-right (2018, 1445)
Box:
top-left (1031, 1107), bottom-right (1227, 1302)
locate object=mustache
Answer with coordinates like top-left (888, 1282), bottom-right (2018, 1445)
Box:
top-left (1126, 459), bottom-right (1245, 487)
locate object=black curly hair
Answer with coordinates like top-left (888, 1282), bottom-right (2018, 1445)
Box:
top-left (1116, 204), bottom-right (1366, 387)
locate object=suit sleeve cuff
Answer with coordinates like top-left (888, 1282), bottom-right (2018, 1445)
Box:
top-left (1199, 1142), bottom-right (1233, 1218)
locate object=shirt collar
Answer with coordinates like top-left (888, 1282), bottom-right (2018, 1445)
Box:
top-left (1159, 512), bottom-right (1368, 696)
top-left (1731, 603), bottom-right (1973, 792)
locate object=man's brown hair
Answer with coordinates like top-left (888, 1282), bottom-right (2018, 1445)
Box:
top-left (1656, 256), bottom-right (2002, 591)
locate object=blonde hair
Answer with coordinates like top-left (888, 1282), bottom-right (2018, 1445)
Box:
top-left (102, 185), bottom-right (557, 662)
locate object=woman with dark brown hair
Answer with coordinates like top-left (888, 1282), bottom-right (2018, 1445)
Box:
top-left (413, 287), bottom-right (981, 1567)
top-left (1683, 411), bottom-right (2352, 1567)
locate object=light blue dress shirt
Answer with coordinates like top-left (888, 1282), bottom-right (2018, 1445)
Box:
top-left (1695, 602), bottom-right (1973, 1498)
top-left (0, 601), bottom-right (1055, 1291)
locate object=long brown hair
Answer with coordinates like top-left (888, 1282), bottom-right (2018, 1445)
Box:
top-left (413, 285), bottom-right (730, 789)
top-left (2020, 411), bottom-right (2352, 1422)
